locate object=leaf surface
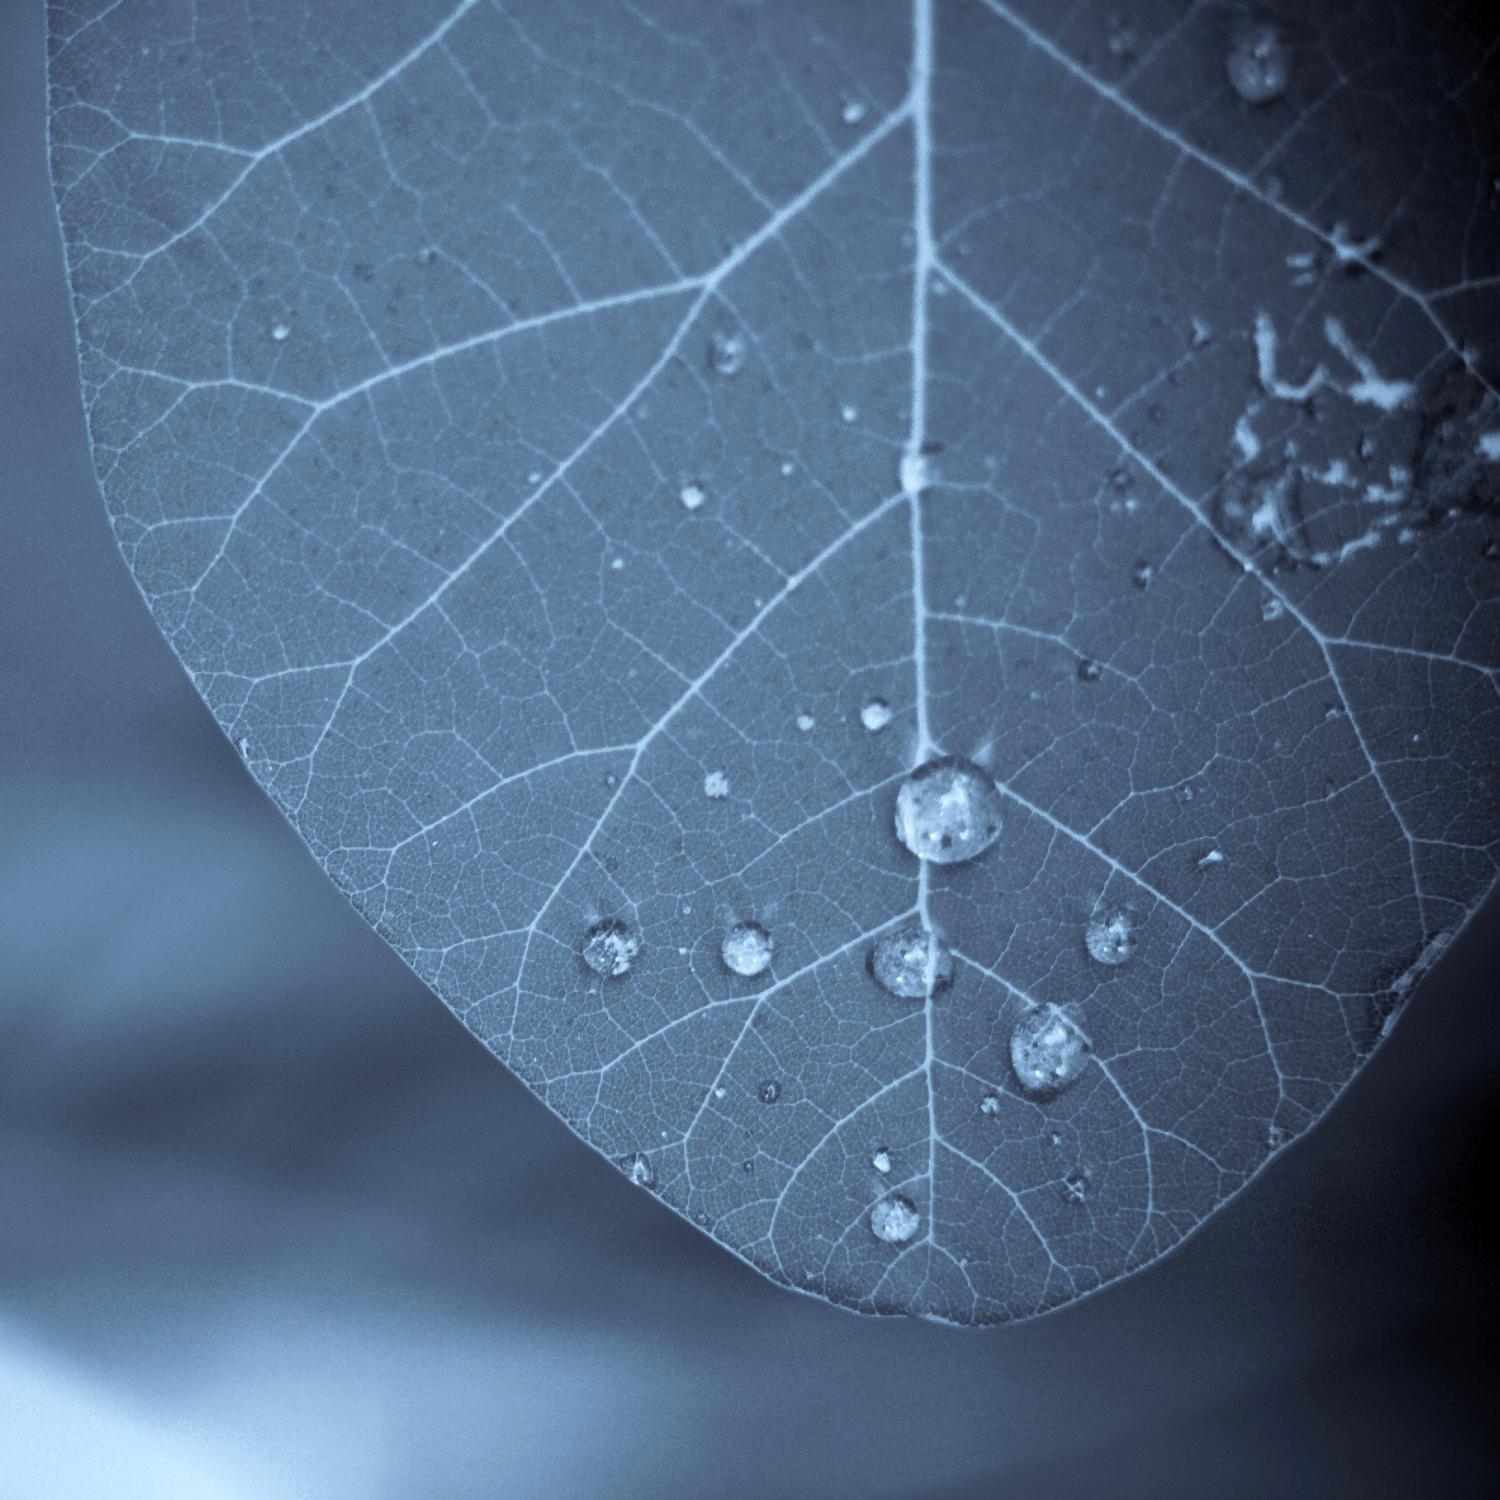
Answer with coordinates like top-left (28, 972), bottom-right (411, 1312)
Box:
top-left (47, 0), bottom-right (1500, 1320)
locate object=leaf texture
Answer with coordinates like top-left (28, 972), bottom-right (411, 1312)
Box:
top-left (47, 0), bottom-right (1500, 1321)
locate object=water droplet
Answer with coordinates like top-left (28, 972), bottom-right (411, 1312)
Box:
top-left (757, 1078), bottom-right (782, 1104)
top-left (1010, 1007), bottom-right (1091, 1096)
top-left (795, 712), bottom-right (816, 732)
top-left (1109, 465), bottom-right (1133, 492)
top-left (1482, 537), bottom-right (1499, 561)
top-left (582, 918), bottom-right (639, 978)
top-left (872, 1147), bottom-right (893, 1175)
top-left (870, 1195), bottom-right (921, 1244)
top-left (1061, 1168), bottom-right (1090, 1205)
top-left (722, 921), bottom-right (774, 977)
top-left (623, 1153), bottom-right (655, 1188)
top-left (1266, 1123), bottom-right (1288, 1150)
top-left (679, 480), bottom-right (706, 511)
top-left (270, 321), bottom-right (290, 341)
top-left (868, 923), bottom-right (955, 999)
top-left (1197, 847), bottom-right (1225, 869)
top-left (893, 755), bottom-right (1004, 865)
top-left (840, 97), bottom-right (867, 125)
top-left (236, 736), bottom-right (251, 757)
top-left (840, 402), bottom-right (859, 424)
top-left (860, 697), bottom-right (893, 732)
top-left (1227, 22), bottom-right (1290, 106)
top-left (1261, 597), bottom-right (1286, 623)
top-left (1077, 658), bottom-right (1103, 683)
top-left (899, 450), bottom-right (931, 497)
top-left (1085, 908), bottom-right (1138, 967)
top-left (703, 769), bottom-right (730, 799)
top-left (1131, 560), bottom-right (1154, 590)
top-left (780, 459), bottom-right (795, 477)
top-left (979, 1093), bottom-right (1001, 1117)
top-left (710, 330), bottom-right (745, 376)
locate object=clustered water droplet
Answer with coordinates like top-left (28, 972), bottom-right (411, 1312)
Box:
top-left (867, 923), bottom-right (955, 1000)
top-left (1226, 22), bottom-right (1291, 105)
top-left (581, 918), bottom-right (639, 978)
top-left (1010, 1007), bottom-right (1092, 1096)
top-left (722, 921), bottom-right (774, 977)
top-left (1084, 907), bottom-right (1138, 967)
top-left (870, 1195), bottom-right (921, 1244)
top-left (710, 330), bottom-right (746, 376)
top-left (623, 1153), bottom-right (655, 1188)
top-left (758, 1078), bottom-right (783, 1104)
top-left (860, 697), bottom-right (893, 732)
top-left (893, 756), bottom-right (1004, 865)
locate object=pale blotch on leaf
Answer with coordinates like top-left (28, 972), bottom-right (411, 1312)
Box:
top-left (867, 923), bottom-right (955, 999)
top-left (581, 918), bottom-right (639, 978)
top-left (870, 1195), bottom-right (921, 1245)
top-left (1085, 907), bottom-right (1138, 967)
top-left (1227, 22), bottom-right (1291, 105)
top-left (893, 755), bottom-right (1004, 865)
top-left (1010, 1007), bottom-right (1091, 1096)
top-left (722, 921), bottom-right (774, 978)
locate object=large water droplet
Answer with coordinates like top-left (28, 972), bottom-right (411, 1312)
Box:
top-left (722, 921), bottom-right (774, 977)
top-left (758, 1078), bottom-right (782, 1104)
top-left (1226, 22), bottom-right (1290, 105)
top-left (867, 923), bottom-right (955, 999)
top-left (860, 697), bottom-right (893, 732)
top-left (1084, 907), bottom-right (1138, 967)
top-left (710, 331), bottom-right (745, 376)
top-left (623, 1153), bottom-right (655, 1188)
top-left (870, 1195), bottom-right (921, 1244)
top-left (1010, 1007), bottom-right (1091, 1096)
top-left (894, 756), bottom-right (1003, 865)
top-left (582, 918), bottom-right (639, 978)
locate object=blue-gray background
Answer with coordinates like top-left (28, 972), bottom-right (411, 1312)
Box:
top-left (2, 2), bottom-right (1496, 1495)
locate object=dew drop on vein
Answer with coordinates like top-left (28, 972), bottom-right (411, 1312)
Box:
top-left (1085, 908), bottom-right (1138, 967)
top-left (582, 918), bottom-right (639, 978)
top-left (1010, 1007), bottom-right (1091, 1096)
top-left (893, 756), bottom-right (1004, 866)
top-left (868, 923), bottom-right (955, 999)
top-left (722, 921), bottom-right (774, 977)
top-left (870, 1195), bottom-right (921, 1245)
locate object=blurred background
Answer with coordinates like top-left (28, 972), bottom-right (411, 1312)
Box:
top-left (3, 3), bottom-right (1497, 1495)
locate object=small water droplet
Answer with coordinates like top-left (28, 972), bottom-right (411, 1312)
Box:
top-left (1227, 22), bottom-right (1291, 106)
top-left (1482, 537), bottom-right (1499, 561)
top-left (623, 1153), bottom-right (655, 1188)
top-left (840, 402), bottom-right (859, 424)
top-left (872, 1147), bottom-right (893, 1175)
top-left (742, 1158), bottom-right (755, 1173)
top-left (870, 1195), bottom-right (921, 1244)
top-left (1010, 1007), bottom-right (1091, 1096)
top-left (758, 1078), bottom-right (782, 1104)
top-left (703, 769), bottom-right (730, 799)
top-left (893, 755), bottom-right (1004, 865)
top-left (780, 459), bottom-right (795, 477)
top-left (795, 712), bottom-right (816, 732)
top-left (1048, 1130), bottom-right (1064, 1148)
top-left (868, 923), bottom-right (955, 999)
top-left (1190, 317), bottom-right (1213, 348)
top-left (1197, 846), bottom-right (1225, 869)
top-left (236, 736), bottom-right (251, 757)
top-left (1061, 1168), bottom-right (1091, 1205)
top-left (979, 1093), bottom-right (1001, 1117)
top-left (860, 697), bottom-right (893, 732)
top-left (1085, 907), bottom-right (1138, 967)
top-left (1266, 1123), bottom-right (1288, 1150)
top-left (840, 97), bottom-right (867, 125)
top-left (722, 921), bottom-right (774, 977)
top-left (1131, 560), bottom-right (1154, 590)
top-left (679, 480), bottom-right (706, 511)
top-left (1176, 782), bottom-right (1196, 803)
top-left (270, 321), bottom-right (290, 341)
top-left (582, 918), bottom-right (639, 978)
top-left (1077, 658), bottom-right (1103, 683)
top-left (1109, 465), bottom-right (1133, 492)
top-left (1261, 597), bottom-right (1286, 623)
top-left (710, 330), bottom-right (746, 376)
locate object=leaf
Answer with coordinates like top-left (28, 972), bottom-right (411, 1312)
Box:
top-left (46, 0), bottom-right (1500, 1322)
